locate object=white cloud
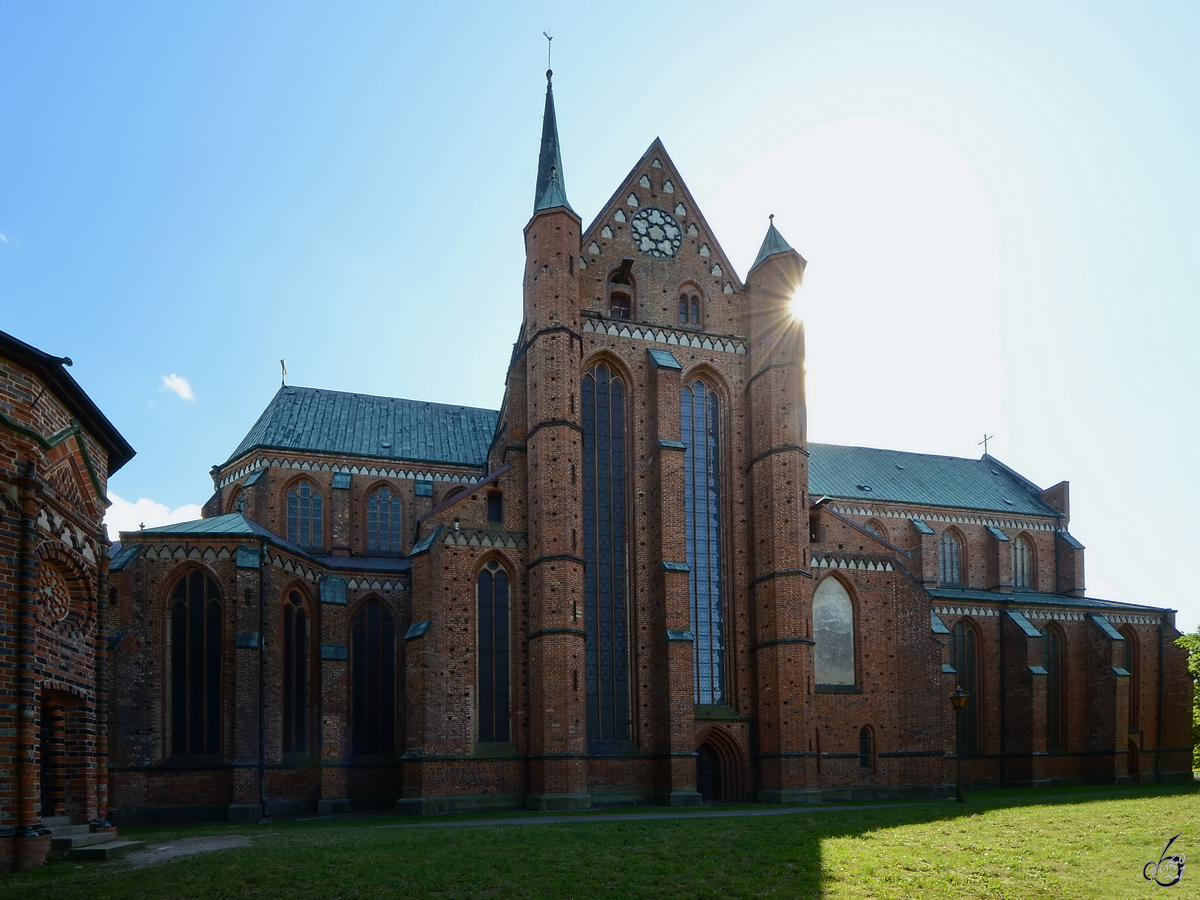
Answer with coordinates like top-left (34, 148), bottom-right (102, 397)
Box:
top-left (161, 373), bottom-right (195, 401)
top-left (0, 233), bottom-right (8, 243)
top-left (105, 493), bottom-right (203, 540)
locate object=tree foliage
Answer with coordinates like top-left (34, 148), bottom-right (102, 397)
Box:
top-left (1175, 628), bottom-right (1200, 768)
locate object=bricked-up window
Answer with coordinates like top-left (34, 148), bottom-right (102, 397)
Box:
top-left (282, 591), bottom-right (309, 753)
top-left (351, 600), bottom-right (396, 754)
top-left (939, 529), bottom-right (964, 585)
top-left (170, 572), bottom-right (222, 756)
top-left (813, 577), bottom-right (855, 685)
top-left (1042, 625), bottom-right (1066, 750)
top-left (367, 485), bottom-right (402, 552)
top-left (487, 491), bottom-right (503, 524)
top-left (1013, 534), bottom-right (1034, 589)
top-left (582, 362), bottom-right (630, 746)
top-left (859, 726), bottom-right (874, 768)
top-left (477, 561), bottom-right (511, 742)
top-left (1122, 627), bottom-right (1139, 731)
top-left (950, 621), bottom-right (979, 752)
top-left (683, 379), bottom-right (725, 705)
top-left (287, 481), bottom-right (324, 549)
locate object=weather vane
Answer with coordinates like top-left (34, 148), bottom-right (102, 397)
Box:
top-left (281, 359), bottom-right (287, 387)
top-left (979, 433), bottom-right (993, 455)
top-left (543, 31), bottom-right (553, 71)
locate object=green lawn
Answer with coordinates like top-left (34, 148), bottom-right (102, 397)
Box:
top-left (3, 783), bottom-right (1196, 899)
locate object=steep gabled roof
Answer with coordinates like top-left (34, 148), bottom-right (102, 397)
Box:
top-left (808, 443), bottom-right (1060, 517)
top-left (225, 386), bottom-right (498, 469)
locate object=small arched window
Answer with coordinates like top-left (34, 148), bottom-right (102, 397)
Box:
top-left (940, 529), bottom-right (963, 585)
top-left (691, 295), bottom-right (700, 325)
top-left (477, 560), bottom-right (511, 743)
top-left (287, 481), bottom-right (323, 549)
top-left (864, 520), bottom-right (886, 541)
top-left (813, 577), bottom-right (855, 686)
top-left (608, 259), bottom-right (634, 320)
top-left (282, 590), bottom-right (309, 753)
top-left (367, 485), bottom-right (402, 552)
top-left (1042, 625), bottom-right (1066, 750)
top-left (679, 296), bottom-right (689, 323)
top-left (351, 599), bottom-right (396, 754)
top-left (859, 726), bottom-right (874, 769)
top-left (1013, 534), bottom-right (1034, 589)
top-left (170, 571), bottom-right (222, 756)
top-left (950, 620), bottom-right (979, 752)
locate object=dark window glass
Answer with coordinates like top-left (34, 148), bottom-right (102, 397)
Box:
top-left (1013, 535), bottom-right (1034, 588)
top-left (682, 380), bottom-right (725, 705)
top-left (287, 481), bottom-right (324, 549)
top-left (691, 297), bottom-right (699, 324)
top-left (950, 621), bottom-right (978, 752)
top-left (351, 600), bottom-right (396, 754)
top-left (282, 591), bottom-right (308, 753)
top-left (582, 363), bottom-right (630, 746)
top-left (679, 296), bottom-right (689, 323)
top-left (940, 530), bottom-right (963, 585)
top-left (859, 726), bottom-right (874, 768)
top-left (864, 520), bottom-right (884, 539)
top-left (1043, 626), bottom-right (1065, 750)
top-left (487, 491), bottom-right (503, 524)
top-left (477, 562), bottom-right (511, 742)
top-left (170, 572), bottom-right (222, 755)
top-left (610, 293), bottom-right (631, 319)
top-left (367, 486), bottom-right (402, 552)
top-left (1123, 629), bottom-right (1139, 730)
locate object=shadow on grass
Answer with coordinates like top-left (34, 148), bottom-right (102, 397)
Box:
top-left (2, 781), bottom-right (1196, 900)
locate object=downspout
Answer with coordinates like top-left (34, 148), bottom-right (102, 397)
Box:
top-left (1156, 614), bottom-right (1165, 782)
top-left (259, 537), bottom-right (269, 820)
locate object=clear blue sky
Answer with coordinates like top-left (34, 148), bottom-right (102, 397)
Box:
top-left (2, 2), bottom-right (1197, 631)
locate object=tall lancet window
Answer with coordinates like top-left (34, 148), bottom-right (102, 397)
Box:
top-left (477, 561), bottom-right (511, 743)
top-left (582, 362), bottom-right (630, 746)
top-left (682, 379), bottom-right (724, 705)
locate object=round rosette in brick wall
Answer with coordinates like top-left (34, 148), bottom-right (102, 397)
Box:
top-left (37, 561), bottom-right (94, 637)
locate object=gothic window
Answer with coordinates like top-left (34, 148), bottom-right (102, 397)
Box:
top-left (690, 296), bottom-right (700, 325)
top-left (367, 485), bottom-right (402, 552)
top-left (940, 529), bottom-right (964, 585)
top-left (282, 590), bottom-right (309, 753)
top-left (170, 571), bottom-right (222, 756)
top-left (1042, 625), bottom-right (1066, 750)
top-left (477, 561), bottom-right (511, 743)
top-left (287, 480), bottom-right (324, 549)
top-left (582, 362), bottom-right (630, 745)
top-left (859, 726), bottom-right (874, 769)
top-left (950, 620), bottom-right (979, 752)
top-left (1122, 628), bottom-right (1139, 730)
top-left (813, 577), bottom-right (855, 686)
top-left (682, 379), bottom-right (725, 705)
top-left (679, 296), bottom-right (689, 323)
top-left (1013, 534), bottom-right (1034, 589)
top-left (864, 520), bottom-right (886, 540)
top-left (350, 599), bottom-right (396, 754)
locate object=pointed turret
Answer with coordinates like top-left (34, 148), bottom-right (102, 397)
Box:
top-left (749, 215), bottom-right (802, 273)
top-left (534, 70), bottom-right (574, 214)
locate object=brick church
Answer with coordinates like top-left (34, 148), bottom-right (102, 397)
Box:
top-left (64, 71), bottom-right (1192, 824)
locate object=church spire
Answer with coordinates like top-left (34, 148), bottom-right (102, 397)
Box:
top-left (534, 69), bottom-right (574, 214)
top-left (749, 214), bottom-right (797, 273)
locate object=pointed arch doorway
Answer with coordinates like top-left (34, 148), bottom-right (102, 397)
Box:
top-left (695, 728), bottom-right (744, 804)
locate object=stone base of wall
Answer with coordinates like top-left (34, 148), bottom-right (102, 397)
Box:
top-left (109, 803), bottom-right (230, 826)
top-left (395, 793), bottom-right (526, 816)
top-left (13, 828), bottom-right (52, 872)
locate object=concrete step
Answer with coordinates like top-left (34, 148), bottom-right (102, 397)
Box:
top-left (47, 823), bottom-right (91, 837)
top-left (42, 816), bottom-right (72, 828)
top-left (52, 831), bottom-right (116, 850)
top-left (64, 840), bottom-right (145, 861)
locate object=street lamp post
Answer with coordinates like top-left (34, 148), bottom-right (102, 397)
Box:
top-left (950, 687), bottom-right (969, 803)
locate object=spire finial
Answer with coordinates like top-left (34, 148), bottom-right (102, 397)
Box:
top-left (769, 213), bottom-right (774, 223)
top-left (543, 31), bottom-right (553, 72)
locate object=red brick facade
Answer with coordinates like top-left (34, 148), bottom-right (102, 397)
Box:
top-left (0, 331), bottom-right (134, 870)
top-left (100, 79), bottom-right (1192, 823)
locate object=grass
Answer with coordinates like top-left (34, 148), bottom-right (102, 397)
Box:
top-left (2, 782), bottom-right (1196, 899)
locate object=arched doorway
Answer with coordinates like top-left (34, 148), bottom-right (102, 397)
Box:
top-left (695, 728), bottom-right (745, 804)
top-left (1127, 739), bottom-right (1140, 779)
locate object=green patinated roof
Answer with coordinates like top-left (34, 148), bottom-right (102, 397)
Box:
top-left (808, 444), bottom-right (1060, 517)
top-left (226, 386), bottom-right (498, 468)
top-left (749, 219), bottom-right (795, 272)
top-left (929, 587), bottom-right (1170, 614)
top-left (533, 72), bottom-right (574, 215)
top-left (135, 512), bottom-right (263, 536)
